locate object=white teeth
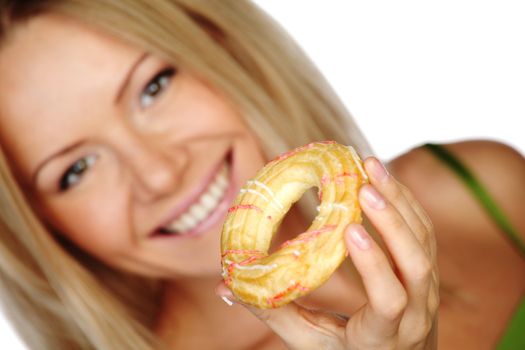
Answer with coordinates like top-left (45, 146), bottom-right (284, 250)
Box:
top-left (160, 162), bottom-right (229, 234)
top-left (209, 183), bottom-right (225, 198)
top-left (171, 220), bottom-right (187, 233)
top-left (216, 174), bottom-right (228, 189)
top-left (180, 213), bottom-right (197, 229)
top-left (200, 192), bottom-right (219, 208)
top-left (189, 204), bottom-right (208, 222)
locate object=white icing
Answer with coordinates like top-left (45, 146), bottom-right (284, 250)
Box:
top-left (247, 180), bottom-right (284, 209)
top-left (347, 145), bottom-right (368, 182)
top-left (317, 203), bottom-right (348, 211)
top-left (235, 263), bottom-right (278, 271)
top-left (240, 188), bottom-right (282, 211)
top-left (325, 150), bottom-right (341, 169)
top-left (332, 203), bottom-right (349, 211)
top-left (224, 259), bottom-right (278, 271)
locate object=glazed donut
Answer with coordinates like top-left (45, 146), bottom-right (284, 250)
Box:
top-left (220, 141), bottom-right (368, 309)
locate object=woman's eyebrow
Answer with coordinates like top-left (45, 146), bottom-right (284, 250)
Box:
top-left (32, 140), bottom-right (87, 185)
top-left (114, 52), bottom-right (150, 104)
top-left (31, 52), bottom-right (150, 186)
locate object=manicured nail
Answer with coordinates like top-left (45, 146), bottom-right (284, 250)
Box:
top-left (347, 225), bottom-right (372, 250)
top-left (220, 296), bottom-right (234, 306)
top-left (369, 158), bottom-right (389, 182)
top-left (216, 285), bottom-right (236, 306)
top-left (361, 185), bottom-right (387, 210)
top-left (215, 282), bottom-right (234, 295)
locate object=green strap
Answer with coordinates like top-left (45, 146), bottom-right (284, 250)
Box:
top-left (497, 300), bottom-right (525, 350)
top-left (423, 143), bottom-right (525, 257)
top-left (423, 143), bottom-right (525, 349)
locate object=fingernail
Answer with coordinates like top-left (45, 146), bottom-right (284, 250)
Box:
top-left (216, 285), bottom-right (236, 306)
top-left (369, 158), bottom-right (389, 182)
top-left (361, 185), bottom-right (387, 210)
top-left (347, 225), bottom-right (372, 250)
top-left (220, 295), bottom-right (235, 306)
top-left (215, 282), bottom-right (233, 297)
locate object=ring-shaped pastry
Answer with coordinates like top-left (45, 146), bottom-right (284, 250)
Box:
top-left (221, 141), bottom-right (367, 308)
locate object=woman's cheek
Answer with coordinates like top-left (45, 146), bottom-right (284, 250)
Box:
top-left (43, 186), bottom-right (132, 258)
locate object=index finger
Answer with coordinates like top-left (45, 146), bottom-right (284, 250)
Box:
top-left (344, 224), bottom-right (407, 344)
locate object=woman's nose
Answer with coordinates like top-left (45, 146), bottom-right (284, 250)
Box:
top-left (123, 136), bottom-right (187, 202)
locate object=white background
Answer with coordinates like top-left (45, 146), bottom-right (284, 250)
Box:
top-left (252, 1), bottom-right (525, 160)
top-left (2, 1), bottom-right (525, 348)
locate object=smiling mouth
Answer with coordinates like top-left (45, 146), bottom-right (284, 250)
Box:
top-left (155, 156), bottom-right (231, 236)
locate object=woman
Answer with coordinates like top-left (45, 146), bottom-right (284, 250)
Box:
top-left (0, 1), bottom-right (522, 349)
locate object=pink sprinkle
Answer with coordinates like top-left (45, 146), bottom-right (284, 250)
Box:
top-left (268, 141), bottom-right (335, 164)
top-left (279, 224), bottom-right (337, 249)
top-left (222, 249), bottom-right (264, 257)
top-left (269, 149), bottom-right (297, 163)
top-left (337, 172), bottom-right (358, 179)
top-left (335, 172), bottom-right (358, 184)
top-left (267, 282), bottom-right (309, 308)
top-left (238, 256), bottom-right (260, 266)
top-left (228, 204), bottom-right (262, 213)
top-left (321, 172), bottom-right (359, 185)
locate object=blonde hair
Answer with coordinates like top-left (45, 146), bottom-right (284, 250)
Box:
top-left (0, 1), bottom-right (373, 349)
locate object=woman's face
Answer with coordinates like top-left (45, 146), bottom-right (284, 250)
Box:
top-left (0, 14), bottom-right (266, 278)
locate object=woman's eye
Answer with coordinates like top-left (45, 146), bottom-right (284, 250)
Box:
top-left (59, 155), bottom-right (98, 191)
top-left (140, 67), bottom-right (176, 108)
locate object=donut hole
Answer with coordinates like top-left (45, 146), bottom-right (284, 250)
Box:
top-left (267, 187), bottom-right (320, 254)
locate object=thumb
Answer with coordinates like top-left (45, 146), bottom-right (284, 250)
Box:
top-left (215, 281), bottom-right (295, 324)
top-left (215, 282), bottom-right (345, 350)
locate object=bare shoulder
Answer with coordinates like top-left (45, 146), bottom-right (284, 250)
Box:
top-left (389, 139), bottom-right (525, 244)
top-left (387, 140), bottom-right (525, 347)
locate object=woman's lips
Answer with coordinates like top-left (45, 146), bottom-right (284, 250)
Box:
top-left (152, 150), bottom-right (235, 238)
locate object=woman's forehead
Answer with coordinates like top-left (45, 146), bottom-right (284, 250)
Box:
top-left (0, 14), bottom-right (137, 89)
top-left (0, 14), bottom-right (140, 178)
top-left (0, 14), bottom-right (139, 122)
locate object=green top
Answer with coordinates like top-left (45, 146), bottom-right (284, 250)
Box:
top-left (423, 143), bottom-right (525, 349)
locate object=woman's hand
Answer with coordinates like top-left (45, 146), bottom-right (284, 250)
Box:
top-left (217, 157), bottom-right (439, 349)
